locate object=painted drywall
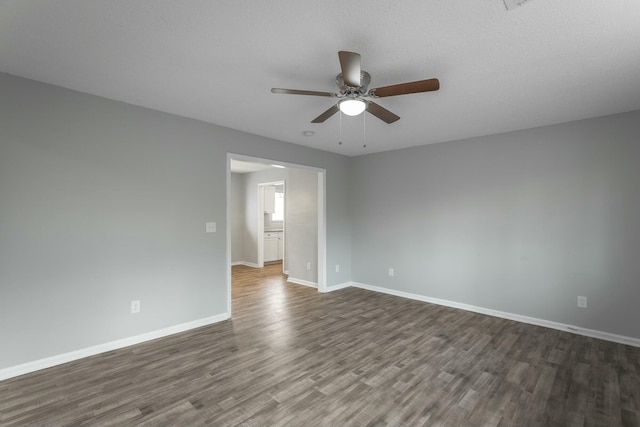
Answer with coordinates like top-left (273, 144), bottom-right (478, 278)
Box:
top-left (0, 72), bottom-right (352, 370)
top-left (351, 110), bottom-right (640, 340)
top-left (230, 173), bottom-right (244, 263)
top-left (286, 168), bottom-right (319, 284)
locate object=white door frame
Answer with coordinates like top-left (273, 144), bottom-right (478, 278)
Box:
top-left (257, 180), bottom-right (285, 269)
top-left (226, 153), bottom-right (327, 317)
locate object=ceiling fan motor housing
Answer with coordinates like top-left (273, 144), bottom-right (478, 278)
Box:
top-left (336, 71), bottom-right (371, 95)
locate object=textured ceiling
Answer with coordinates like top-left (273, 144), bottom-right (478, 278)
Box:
top-left (1, 0), bottom-right (639, 156)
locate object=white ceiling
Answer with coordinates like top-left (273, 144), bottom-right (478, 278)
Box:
top-left (1, 1), bottom-right (639, 157)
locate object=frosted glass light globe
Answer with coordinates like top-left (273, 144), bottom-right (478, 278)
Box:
top-left (339, 99), bottom-right (366, 116)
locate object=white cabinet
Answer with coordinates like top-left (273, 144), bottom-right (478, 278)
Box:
top-left (263, 186), bottom-right (276, 214)
top-left (264, 231), bottom-right (283, 262)
top-left (264, 233), bottom-right (279, 262)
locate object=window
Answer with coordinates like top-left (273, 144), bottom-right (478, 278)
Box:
top-left (272, 191), bottom-right (284, 222)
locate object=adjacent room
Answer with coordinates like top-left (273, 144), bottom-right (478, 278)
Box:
top-left (1, 1), bottom-right (640, 425)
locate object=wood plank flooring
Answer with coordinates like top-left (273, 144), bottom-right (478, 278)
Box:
top-left (1, 263), bottom-right (639, 426)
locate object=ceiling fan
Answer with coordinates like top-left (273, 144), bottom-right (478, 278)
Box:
top-left (271, 51), bottom-right (440, 124)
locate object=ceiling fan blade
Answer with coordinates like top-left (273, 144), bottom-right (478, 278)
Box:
top-left (338, 51), bottom-right (361, 87)
top-left (311, 105), bottom-right (339, 123)
top-left (366, 101), bottom-right (400, 124)
top-left (370, 78), bottom-right (440, 98)
top-left (271, 88), bottom-right (336, 97)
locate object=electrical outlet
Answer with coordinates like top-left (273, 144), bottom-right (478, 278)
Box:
top-left (335, 264), bottom-right (340, 273)
top-left (388, 268), bottom-right (394, 277)
top-left (131, 300), bottom-right (141, 314)
top-left (205, 222), bottom-right (216, 233)
top-left (577, 296), bottom-right (587, 308)
top-left (306, 261), bottom-right (311, 270)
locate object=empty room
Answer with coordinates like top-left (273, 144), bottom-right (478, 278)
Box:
top-left (1, 1), bottom-right (640, 425)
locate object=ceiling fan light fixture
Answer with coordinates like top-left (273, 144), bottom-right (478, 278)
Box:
top-left (339, 99), bottom-right (366, 116)
top-left (271, 50), bottom-right (440, 124)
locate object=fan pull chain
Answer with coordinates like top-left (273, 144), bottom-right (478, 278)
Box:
top-left (362, 109), bottom-right (367, 148)
top-left (338, 110), bottom-right (342, 145)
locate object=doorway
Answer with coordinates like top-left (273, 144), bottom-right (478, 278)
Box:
top-left (258, 181), bottom-right (286, 272)
top-left (226, 153), bottom-right (326, 317)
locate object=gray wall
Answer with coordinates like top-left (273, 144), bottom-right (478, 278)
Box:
top-left (7, 67), bottom-right (636, 372)
top-left (230, 173), bottom-right (244, 263)
top-left (351, 110), bottom-right (640, 339)
top-left (286, 168), bottom-right (319, 283)
top-left (0, 72), bottom-right (352, 370)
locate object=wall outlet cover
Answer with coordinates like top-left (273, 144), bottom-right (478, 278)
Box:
top-left (131, 300), bottom-right (141, 314)
top-left (577, 296), bottom-right (587, 308)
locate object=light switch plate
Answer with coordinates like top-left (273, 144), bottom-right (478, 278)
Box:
top-left (206, 222), bottom-right (216, 233)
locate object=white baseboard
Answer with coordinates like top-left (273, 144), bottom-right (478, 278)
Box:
top-left (350, 282), bottom-right (640, 348)
top-left (324, 281), bottom-right (352, 293)
top-left (231, 261), bottom-right (259, 268)
top-left (287, 277), bottom-right (317, 288)
top-left (0, 313), bottom-right (229, 382)
top-left (5, 283), bottom-right (637, 382)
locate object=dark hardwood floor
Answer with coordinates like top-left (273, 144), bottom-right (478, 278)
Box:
top-left (1, 263), bottom-right (639, 426)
